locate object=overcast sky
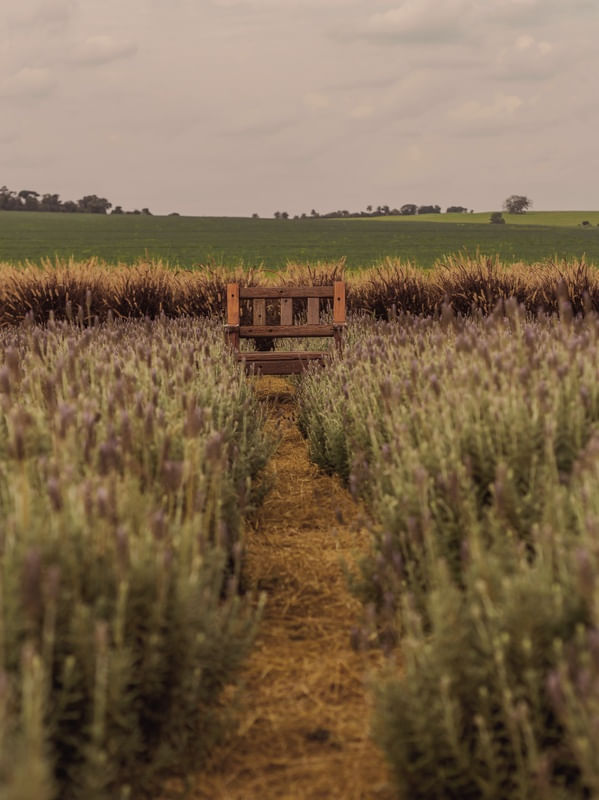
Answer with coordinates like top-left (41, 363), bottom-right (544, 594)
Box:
top-left (1, 0), bottom-right (597, 216)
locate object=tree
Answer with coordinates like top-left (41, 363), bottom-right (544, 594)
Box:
top-left (417, 205), bottom-right (441, 215)
top-left (40, 193), bottom-right (62, 212)
top-left (18, 190), bottom-right (40, 211)
top-left (446, 206), bottom-right (468, 214)
top-left (78, 195), bottom-right (112, 214)
top-left (281, 211), bottom-right (289, 220)
top-left (503, 195), bottom-right (531, 214)
top-left (251, 212), bottom-right (259, 218)
top-left (366, 205), bottom-right (373, 213)
top-left (400, 204), bottom-right (417, 216)
top-left (490, 212), bottom-right (506, 224)
top-left (112, 206), bottom-right (124, 215)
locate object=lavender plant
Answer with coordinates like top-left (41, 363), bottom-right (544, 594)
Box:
top-left (298, 305), bottom-right (599, 798)
top-left (0, 316), bottom-right (272, 799)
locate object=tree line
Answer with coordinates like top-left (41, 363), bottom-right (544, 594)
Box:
top-left (263, 204), bottom-right (473, 220)
top-left (0, 185), bottom-right (152, 215)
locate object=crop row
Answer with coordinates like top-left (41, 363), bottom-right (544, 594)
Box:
top-left (298, 307), bottom-right (599, 799)
top-left (0, 317), bottom-right (272, 799)
top-left (1, 257), bottom-right (599, 326)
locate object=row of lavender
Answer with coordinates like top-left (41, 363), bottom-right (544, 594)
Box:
top-left (1, 257), bottom-right (599, 326)
top-left (0, 317), bottom-right (271, 799)
top-left (298, 306), bottom-right (599, 799)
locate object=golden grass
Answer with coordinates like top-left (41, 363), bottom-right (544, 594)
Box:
top-left (163, 377), bottom-right (396, 800)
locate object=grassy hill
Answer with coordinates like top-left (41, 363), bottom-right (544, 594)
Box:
top-left (358, 210), bottom-right (599, 227)
top-left (1, 210), bottom-right (598, 270)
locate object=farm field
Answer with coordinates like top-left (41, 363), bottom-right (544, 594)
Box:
top-left (1, 211), bottom-right (599, 269)
top-left (357, 210), bottom-right (599, 227)
top-left (4, 264), bottom-right (599, 799)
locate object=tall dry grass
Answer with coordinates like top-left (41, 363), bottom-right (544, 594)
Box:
top-left (1, 256), bottom-right (599, 325)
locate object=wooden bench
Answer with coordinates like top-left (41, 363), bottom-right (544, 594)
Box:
top-left (225, 282), bottom-right (346, 375)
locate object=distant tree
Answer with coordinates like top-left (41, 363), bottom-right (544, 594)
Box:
top-left (400, 204), bottom-right (417, 216)
top-left (168, 212), bottom-right (180, 216)
top-left (366, 205), bottom-right (373, 213)
top-left (40, 193), bottom-right (62, 212)
top-left (251, 212), bottom-right (259, 218)
top-left (490, 212), bottom-right (506, 224)
top-left (274, 211), bottom-right (281, 219)
top-left (503, 195), bottom-right (531, 214)
top-left (446, 206), bottom-right (468, 214)
top-left (310, 209), bottom-right (319, 218)
top-left (300, 212), bottom-right (307, 219)
top-left (18, 190), bottom-right (40, 211)
top-left (0, 186), bottom-right (18, 210)
top-left (112, 206), bottom-right (124, 214)
top-left (417, 205), bottom-right (441, 215)
top-left (141, 208), bottom-right (152, 215)
top-left (78, 194), bottom-right (112, 214)
top-left (281, 211), bottom-right (289, 220)
top-left (582, 220), bottom-right (591, 227)
top-left (62, 200), bottom-right (78, 213)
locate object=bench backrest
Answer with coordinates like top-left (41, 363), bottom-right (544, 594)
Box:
top-left (226, 281), bottom-right (346, 351)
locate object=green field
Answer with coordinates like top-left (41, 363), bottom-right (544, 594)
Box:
top-left (1, 210), bottom-right (599, 269)
top-left (359, 210), bottom-right (599, 227)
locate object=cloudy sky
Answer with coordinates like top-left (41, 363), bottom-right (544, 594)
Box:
top-left (1, 0), bottom-right (597, 216)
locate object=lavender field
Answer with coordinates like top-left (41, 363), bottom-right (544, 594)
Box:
top-left (299, 307), bottom-right (599, 799)
top-left (0, 317), bottom-right (271, 799)
top-left (4, 262), bottom-right (599, 798)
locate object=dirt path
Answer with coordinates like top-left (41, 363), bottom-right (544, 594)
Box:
top-left (179, 377), bottom-right (396, 799)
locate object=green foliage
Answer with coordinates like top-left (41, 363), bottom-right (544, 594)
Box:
top-left (0, 317), bottom-right (272, 799)
top-left (1, 211), bottom-right (599, 269)
top-left (298, 309), bottom-right (599, 798)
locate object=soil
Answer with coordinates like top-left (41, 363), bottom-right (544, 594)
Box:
top-left (165, 376), bottom-right (396, 800)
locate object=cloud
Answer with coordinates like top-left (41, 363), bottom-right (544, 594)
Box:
top-left (303, 92), bottom-right (331, 110)
top-left (349, 104), bottom-right (374, 119)
top-left (70, 35), bottom-right (137, 66)
top-left (2, 0), bottom-right (77, 30)
top-left (493, 35), bottom-right (560, 80)
top-left (0, 67), bottom-right (55, 99)
top-left (447, 93), bottom-right (524, 133)
top-left (354, 0), bottom-right (473, 44)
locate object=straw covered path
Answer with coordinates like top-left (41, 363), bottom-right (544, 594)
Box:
top-left (181, 376), bottom-right (395, 799)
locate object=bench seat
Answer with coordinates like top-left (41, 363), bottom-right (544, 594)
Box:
top-left (236, 350), bottom-right (326, 375)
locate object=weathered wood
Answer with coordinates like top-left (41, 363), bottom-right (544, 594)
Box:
top-left (240, 325), bottom-right (334, 338)
top-left (280, 297), bottom-right (293, 326)
top-left (240, 286), bottom-right (334, 299)
top-left (333, 281), bottom-right (346, 324)
top-left (225, 282), bottom-right (345, 374)
top-left (239, 356), bottom-right (325, 375)
top-left (226, 283), bottom-right (240, 349)
top-left (253, 298), bottom-right (266, 325)
top-left (238, 351), bottom-right (324, 362)
top-left (333, 281), bottom-right (346, 353)
top-left (307, 297), bottom-right (319, 325)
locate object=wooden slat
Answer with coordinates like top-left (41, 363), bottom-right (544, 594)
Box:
top-left (333, 281), bottom-right (346, 324)
top-left (253, 298), bottom-right (266, 325)
top-left (280, 297), bottom-right (293, 326)
top-left (240, 286), bottom-right (334, 299)
top-left (333, 280), bottom-right (346, 353)
top-left (241, 358), bottom-right (325, 375)
top-left (226, 283), bottom-right (240, 349)
top-left (240, 325), bottom-right (334, 338)
top-left (239, 351), bottom-right (325, 362)
top-left (307, 297), bottom-right (319, 325)
top-left (227, 283), bottom-right (240, 325)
